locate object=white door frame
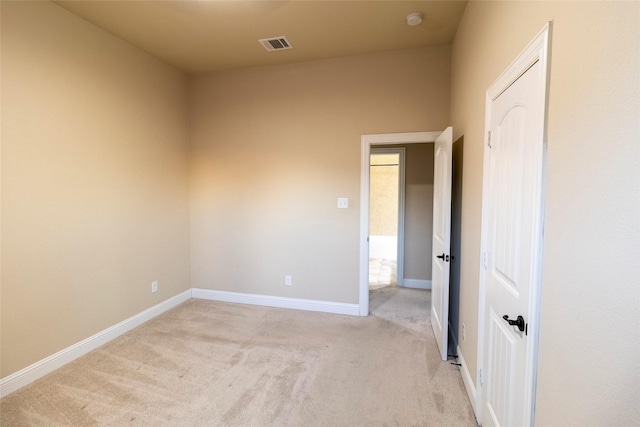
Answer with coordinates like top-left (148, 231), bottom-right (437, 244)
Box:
top-left (369, 147), bottom-right (406, 287)
top-left (475, 23), bottom-right (551, 425)
top-left (359, 131), bottom-right (441, 316)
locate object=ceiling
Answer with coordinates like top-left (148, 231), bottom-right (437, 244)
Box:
top-left (53, 1), bottom-right (468, 74)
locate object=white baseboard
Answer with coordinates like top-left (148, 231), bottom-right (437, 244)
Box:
top-left (402, 279), bottom-right (431, 289)
top-left (192, 288), bottom-right (360, 316)
top-left (0, 289), bottom-right (192, 398)
top-left (457, 345), bottom-right (479, 420)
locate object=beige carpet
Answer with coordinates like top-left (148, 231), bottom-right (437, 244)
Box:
top-left (1, 288), bottom-right (477, 426)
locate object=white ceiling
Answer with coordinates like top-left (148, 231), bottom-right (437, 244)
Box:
top-left (53, 1), bottom-right (468, 74)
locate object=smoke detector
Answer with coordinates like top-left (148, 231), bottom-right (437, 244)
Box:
top-left (406, 13), bottom-right (423, 26)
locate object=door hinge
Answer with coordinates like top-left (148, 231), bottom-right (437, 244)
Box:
top-left (487, 130), bottom-right (492, 148)
top-left (478, 368), bottom-right (483, 387)
top-left (483, 252), bottom-right (488, 270)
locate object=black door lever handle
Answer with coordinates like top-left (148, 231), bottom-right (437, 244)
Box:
top-left (502, 315), bottom-right (526, 332)
top-left (436, 253), bottom-right (450, 262)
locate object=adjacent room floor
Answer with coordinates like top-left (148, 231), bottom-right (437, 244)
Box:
top-left (0, 288), bottom-right (477, 426)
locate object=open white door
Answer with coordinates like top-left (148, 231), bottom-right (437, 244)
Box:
top-left (431, 126), bottom-right (453, 361)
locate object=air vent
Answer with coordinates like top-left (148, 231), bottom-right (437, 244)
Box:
top-left (259, 36), bottom-right (293, 52)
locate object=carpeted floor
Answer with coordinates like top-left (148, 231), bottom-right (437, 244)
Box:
top-left (1, 288), bottom-right (477, 426)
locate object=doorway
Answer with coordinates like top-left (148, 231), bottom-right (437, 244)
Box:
top-left (369, 148), bottom-right (404, 290)
top-left (359, 131), bottom-right (442, 317)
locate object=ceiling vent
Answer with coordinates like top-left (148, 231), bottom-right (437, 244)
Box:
top-left (259, 36), bottom-right (293, 52)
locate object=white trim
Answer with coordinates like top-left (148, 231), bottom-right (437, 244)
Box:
top-left (402, 279), bottom-right (431, 289)
top-left (360, 131), bottom-right (441, 316)
top-left (477, 22), bottom-right (551, 427)
top-left (0, 289), bottom-right (192, 398)
top-left (457, 346), bottom-right (479, 421)
top-left (370, 147), bottom-right (406, 287)
top-left (192, 288), bottom-right (360, 316)
top-left (363, 132), bottom-right (441, 145)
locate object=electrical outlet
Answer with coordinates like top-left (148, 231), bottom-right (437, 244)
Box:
top-left (462, 323), bottom-right (466, 342)
top-left (285, 275), bottom-right (292, 286)
top-left (151, 281), bottom-right (158, 293)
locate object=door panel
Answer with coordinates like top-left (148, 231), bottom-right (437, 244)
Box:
top-left (486, 309), bottom-right (518, 427)
top-left (431, 126), bottom-right (452, 361)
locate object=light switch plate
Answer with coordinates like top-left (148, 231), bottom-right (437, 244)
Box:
top-left (337, 198), bottom-right (349, 209)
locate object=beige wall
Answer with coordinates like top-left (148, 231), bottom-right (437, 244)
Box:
top-left (189, 46), bottom-right (450, 303)
top-left (451, 1), bottom-right (640, 425)
top-left (1, 2), bottom-right (191, 377)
